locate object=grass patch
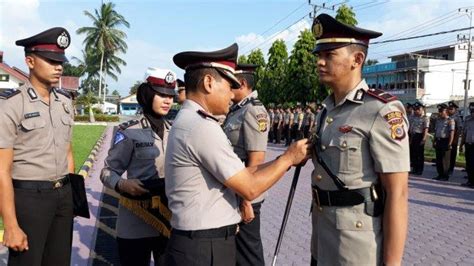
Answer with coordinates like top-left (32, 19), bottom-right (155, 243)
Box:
top-left (0, 217), bottom-right (3, 232)
top-left (72, 125), bottom-right (106, 173)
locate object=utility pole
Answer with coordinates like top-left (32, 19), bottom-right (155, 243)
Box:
top-left (458, 8), bottom-right (473, 119)
top-left (308, 0), bottom-right (347, 18)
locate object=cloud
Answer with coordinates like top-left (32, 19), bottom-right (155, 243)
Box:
top-left (236, 19), bottom-right (311, 56)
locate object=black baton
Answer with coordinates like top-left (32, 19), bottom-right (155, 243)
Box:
top-left (271, 165), bottom-right (302, 266)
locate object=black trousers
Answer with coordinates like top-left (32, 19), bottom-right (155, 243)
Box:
top-left (466, 143), bottom-right (474, 184)
top-left (8, 183), bottom-right (73, 266)
top-left (273, 124), bottom-right (281, 143)
top-left (410, 133), bottom-right (425, 174)
top-left (160, 228), bottom-right (236, 266)
top-left (117, 236), bottom-right (167, 266)
top-left (435, 138), bottom-right (451, 178)
top-left (303, 125), bottom-right (311, 138)
top-left (236, 201), bottom-right (264, 266)
top-left (284, 125), bottom-right (291, 146)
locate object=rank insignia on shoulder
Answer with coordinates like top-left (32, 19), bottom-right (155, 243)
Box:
top-left (384, 111), bottom-right (406, 141)
top-left (256, 113), bottom-right (268, 132)
top-left (251, 98), bottom-right (263, 106)
top-left (197, 110), bottom-right (219, 122)
top-left (367, 88), bottom-right (397, 103)
top-left (119, 120), bottom-right (139, 130)
top-left (114, 131), bottom-right (127, 145)
top-left (55, 88), bottom-right (72, 99)
top-left (0, 89), bottom-right (21, 99)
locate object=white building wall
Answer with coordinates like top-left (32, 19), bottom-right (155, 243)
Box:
top-left (0, 69), bottom-right (25, 89)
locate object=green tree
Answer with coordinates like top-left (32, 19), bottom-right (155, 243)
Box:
top-left (261, 40), bottom-right (288, 104)
top-left (287, 29), bottom-right (327, 103)
top-left (62, 62), bottom-right (85, 77)
top-left (111, 90), bottom-right (120, 96)
top-left (76, 91), bottom-right (100, 122)
top-left (335, 4), bottom-right (358, 26)
top-left (238, 55), bottom-right (248, 64)
top-left (129, 80), bottom-right (141, 95)
top-left (77, 2), bottom-right (130, 99)
top-left (246, 49), bottom-right (266, 94)
top-left (366, 59), bottom-right (379, 66)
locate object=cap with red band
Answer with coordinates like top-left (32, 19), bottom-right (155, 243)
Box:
top-left (16, 27), bottom-right (70, 62)
top-left (143, 67), bottom-right (177, 96)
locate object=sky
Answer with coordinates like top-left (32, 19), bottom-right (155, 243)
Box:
top-left (1, 0), bottom-right (473, 96)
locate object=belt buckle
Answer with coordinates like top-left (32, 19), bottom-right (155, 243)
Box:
top-left (53, 180), bottom-right (63, 189)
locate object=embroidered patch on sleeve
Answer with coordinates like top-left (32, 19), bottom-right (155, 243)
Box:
top-left (256, 113), bottom-right (268, 132)
top-left (384, 111), bottom-right (406, 141)
top-left (114, 131), bottom-right (126, 145)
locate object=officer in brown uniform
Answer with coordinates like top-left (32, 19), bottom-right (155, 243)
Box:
top-left (409, 102), bottom-right (429, 175)
top-left (310, 14), bottom-right (409, 265)
top-left (0, 27), bottom-right (75, 266)
top-left (447, 101), bottom-right (462, 174)
top-left (101, 67), bottom-right (176, 266)
top-left (223, 64), bottom-right (269, 266)
top-left (176, 78), bottom-right (186, 105)
top-left (162, 43), bottom-right (310, 266)
top-left (460, 102), bottom-right (474, 188)
top-left (433, 103), bottom-right (455, 181)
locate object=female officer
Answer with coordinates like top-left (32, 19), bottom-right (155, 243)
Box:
top-left (100, 67), bottom-right (176, 266)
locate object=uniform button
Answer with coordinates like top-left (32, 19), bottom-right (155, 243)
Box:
top-left (321, 145), bottom-right (326, 150)
top-left (356, 221), bottom-right (363, 228)
top-left (318, 207), bottom-right (323, 212)
top-left (326, 117), bottom-right (333, 123)
top-left (341, 141), bottom-right (347, 148)
top-left (316, 174), bottom-right (322, 181)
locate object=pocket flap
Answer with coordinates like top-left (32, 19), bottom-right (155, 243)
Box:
top-left (21, 118), bottom-right (46, 130)
top-left (336, 205), bottom-right (381, 231)
top-left (61, 115), bottom-right (74, 126)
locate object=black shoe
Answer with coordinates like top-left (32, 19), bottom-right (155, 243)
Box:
top-left (438, 176), bottom-right (449, 181)
top-left (432, 176), bottom-right (442, 180)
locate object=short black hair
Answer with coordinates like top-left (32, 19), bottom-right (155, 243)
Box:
top-left (347, 44), bottom-right (368, 65)
top-left (184, 68), bottom-right (222, 93)
top-left (235, 73), bottom-right (255, 90)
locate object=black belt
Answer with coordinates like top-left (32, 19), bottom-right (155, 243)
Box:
top-left (12, 175), bottom-right (70, 190)
top-left (312, 185), bottom-right (376, 207)
top-left (172, 224), bottom-right (238, 239)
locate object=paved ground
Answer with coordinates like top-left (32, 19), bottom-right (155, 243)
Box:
top-left (1, 127), bottom-right (473, 265)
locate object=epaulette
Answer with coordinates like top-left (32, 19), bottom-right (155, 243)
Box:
top-left (197, 110), bottom-right (219, 122)
top-left (366, 88), bottom-right (397, 103)
top-left (54, 88), bottom-right (72, 99)
top-left (119, 119), bottom-right (140, 130)
top-left (250, 98), bottom-right (263, 106)
top-left (0, 89), bottom-right (21, 100)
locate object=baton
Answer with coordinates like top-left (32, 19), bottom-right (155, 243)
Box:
top-left (271, 165), bottom-right (302, 266)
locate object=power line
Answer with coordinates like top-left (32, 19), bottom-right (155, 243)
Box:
top-left (371, 26), bottom-right (474, 44)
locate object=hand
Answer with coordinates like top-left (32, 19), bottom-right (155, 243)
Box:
top-left (118, 179), bottom-right (149, 196)
top-left (3, 226), bottom-right (28, 252)
top-left (284, 138), bottom-right (312, 166)
top-left (240, 201), bottom-right (255, 224)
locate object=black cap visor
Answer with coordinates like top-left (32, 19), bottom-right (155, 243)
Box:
top-left (151, 86), bottom-right (176, 96)
top-left (33, 51), bottom-right (68, 63)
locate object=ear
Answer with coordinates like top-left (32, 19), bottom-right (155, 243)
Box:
top-left (239, 78), bottom-right (247, 89)
top-left (202, 74), bottom-right (214, 94)
top-left (352, 50), bottom-right (366, 69)
top-left (25, 55), bottom-right (35, 69)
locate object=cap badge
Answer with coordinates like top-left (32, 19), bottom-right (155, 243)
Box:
top-left (164, 72), bottom-right (175, 84)
top-left (312, 19), bottom-right (323, 38)
top-left (57, 32), bottom-right (69, 48)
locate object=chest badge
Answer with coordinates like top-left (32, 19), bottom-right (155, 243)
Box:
top-left (339, 125), bottom-right (353, 133)
top-left (62, 102), bottom-right (70, 114)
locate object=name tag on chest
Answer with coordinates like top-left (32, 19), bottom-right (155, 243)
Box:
top-left (135, 142), bottom-right (154, 148)
top-left (24, 112), bottom-right (40, 119)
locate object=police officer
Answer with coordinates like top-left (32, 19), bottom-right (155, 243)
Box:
top-left (303, 106), bottom-right (315, 138)
top-left (268, 107), bottom-right (275, 143)
top-left (460, 102), bottom-right (474, 188)
top-left (162, 43), bottom-right (310, 266)
top-left (310, 14), bottom-right (409, 265)
top-left (176, 78), bottom-right (186, 105)
top-left (0, 27), bottom-right (75, 265)
top-left (409, 102), bottom-right (429, 175)
top-left (273, 107), bottom-right (283, 143)
top-left (447, 101), bottom-right (462, 174)
top-left (433, 103), bottom-right (455, 180)
top-left (222, 63), bottom-right (268, 266)
top-left (294, 105), bottom-right (305, 140)
top-left (101, 68), bottom-right (176, 266)
top-left (285, 107), bottom-right (295, 146)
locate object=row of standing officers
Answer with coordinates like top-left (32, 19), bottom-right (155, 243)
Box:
top-left (0, 13), bottom-right (421, 266)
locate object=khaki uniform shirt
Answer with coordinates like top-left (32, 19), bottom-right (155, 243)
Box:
top-left (101, 117), bottom-right (170, 238)
top-left (283, 112), bottom-right (290, 125)
top-left (463, 115), bottom-right (474, 144)
top-left (310, 80), bottom-right (410, 265)
top-left (434, 117), bottom-right (455, 139)
top-left (0, 83), bottom-right (74, 181)
top-left (451, 113), bottom-right (463, 144)
top-left (410, 115), bottom-right (429, 134)
top-left (165, 100), bottom-right (245, 230)
top-left (223, 91), bottom-right (269, 203)
top-left (303, 112), bottom-right (315, 126)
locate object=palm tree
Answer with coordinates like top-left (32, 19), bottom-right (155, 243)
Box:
top-left (76, 91), bottom-right (100, 122)
top-left (76, 2), bottom-right (130, 99)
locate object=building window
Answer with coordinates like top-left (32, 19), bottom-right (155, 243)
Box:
top-left (442, 54), bottom-right (448, 60)
top-left (0, 74), bottom-right (9, 82)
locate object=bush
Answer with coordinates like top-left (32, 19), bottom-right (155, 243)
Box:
top-left (74, 115), bottom-right (119, 122)
top-left (92, 107), bottom-right (104, 114)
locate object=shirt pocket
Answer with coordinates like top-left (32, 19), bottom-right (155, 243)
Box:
top-left (60, 115), bottom-right (74, 143)
top-left (335, 205), bottom-right (381, 232)
top-left (134, 146), bottom-right (159, 160)
top-left (338, 137), bottom-right (362, 175)
top-left (20, 118), bottom-right (47, 146)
